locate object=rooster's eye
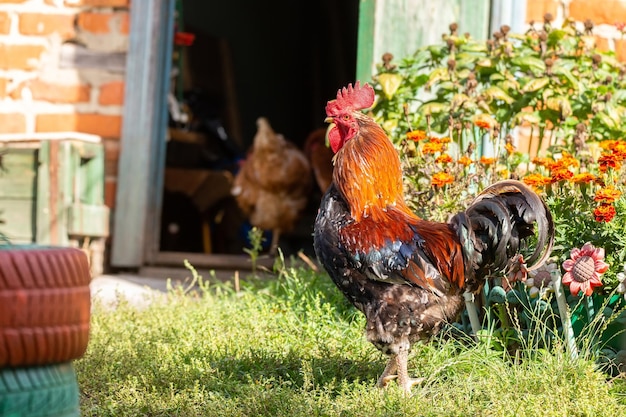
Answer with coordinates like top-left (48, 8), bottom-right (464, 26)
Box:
top-left (343, 115), bottom-right (350, 121)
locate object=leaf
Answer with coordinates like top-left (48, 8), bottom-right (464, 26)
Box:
top-left (596, 111), bottom-right (618, 130)
top-left (419, 101), bottom-right (449, 115)
top-left (426, 67), bottom-right (449, 88)
top-left (512, 56), bottom-right (546, 74)
top-left (522, 77), bottom-right (550, 93)
top-left (545, 96), bottom-right (572, 118)
top-left (514, 111), bottom-right (541, 126)
top-left (377, 73), bottom-right (403, 100)
top-left (483, 86), bottom-right (514, 104)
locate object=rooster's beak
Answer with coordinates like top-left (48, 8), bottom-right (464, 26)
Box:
top-left (324, 122), bottom-right (334, 148)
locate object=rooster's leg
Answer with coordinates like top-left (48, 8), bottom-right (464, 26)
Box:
top-left (376, 355), bottom-right (398, 388)
top-left (377, 350), bottom-right (423, 394)
top-left (395, 349), bottom-right (424, 394)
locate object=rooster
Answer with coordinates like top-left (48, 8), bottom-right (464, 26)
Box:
top-left (313, 82), bottom-right (554, 393)
top-left (232, 117), bottom-right (312, 255)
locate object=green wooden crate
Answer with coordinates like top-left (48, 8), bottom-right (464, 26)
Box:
top-left (0, 138), bottom-right (109, 247)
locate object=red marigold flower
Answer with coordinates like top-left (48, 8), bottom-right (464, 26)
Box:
top-left (422, 142), bottom-right (444, 154)
top-left (522, 173), bottom-right (552, 187)
top-left (480, 156), bottom-right (496, 165)
top-left (458, 156), bottom-right (473, 166)
top-left (407, 130), bottom-right (427, 142)
top-left (431, 172), bottom-right (455, 187)
top-left (594, 186), bottom-right (622, 203)
top-left (435, 153), bottom-right (453, 164)
top-left (550, 168), bottom-right (574, 181)
top-left (598, 153), bottom-right (622, 172)
top-left (594, 203), bottom-right (617, 222)
top-left (562, 242), bottom-right (607, 296)
top-left (570, 173), bottom-right (596, 184)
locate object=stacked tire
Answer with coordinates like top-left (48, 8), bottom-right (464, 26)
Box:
top-left (0, 246), bottom-right (92, 417)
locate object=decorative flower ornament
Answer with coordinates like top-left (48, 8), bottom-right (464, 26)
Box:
top-left (526, 261), bottom-right (558, 298)
top-left (561, 242), bottom-right (608, 296)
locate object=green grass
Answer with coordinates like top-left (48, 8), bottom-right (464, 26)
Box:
top-left (76, 262), bottom-right (626, 416)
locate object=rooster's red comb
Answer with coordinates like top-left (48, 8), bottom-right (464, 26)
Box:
top-left (325, 81), bottom-right (375, 117)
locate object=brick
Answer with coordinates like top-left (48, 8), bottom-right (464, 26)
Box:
top-left (19, 13), bottom-right (76, 39)
top-left (36, 113), bottom-right (123, 138)
top-left (0, 44), bottom-right (46, 70)
top-left (526, 0), bottom-right (559, 24)
top-left (13, 79), bottom-right (91, 103)
top-left (569, 0), bottom-right (626, 26)
top-left (98, 81), bottom-right (124, 105)
top-left (0, 12), bottom-right (10, 35)
top-left (103, 138), bottom-right (120, 176)
top-left (77, 12), bottom-right (129, 34)
top-left (594, 36), bottom-right (610, 53)
top-left (0, 78), bottom-right (6, 98)
top-left (63, 0), bottom-right (129, 7)
top-left (615, 39), bottom-right (626, 61)
top-left (0, 113), bottom-right (26, 134)
top-left (104, 177), bottom-right (117, 209)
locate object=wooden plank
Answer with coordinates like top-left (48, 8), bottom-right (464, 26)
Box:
top-left (0, 149), bottom-right (37, 198)
top-left (111, 0), bottom-right (176, 268)
top-left (356, 0), bottom-right (376, 83)
top-left (0, 199), bottom-right (35, 243)
top-left (357, 0), bottom-right (491, 82)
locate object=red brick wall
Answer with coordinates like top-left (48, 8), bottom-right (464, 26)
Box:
top-left (0, 0), bottom-right (129, 210)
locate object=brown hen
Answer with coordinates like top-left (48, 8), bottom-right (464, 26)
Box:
top-left (232, 117), bottom-right (312, 255)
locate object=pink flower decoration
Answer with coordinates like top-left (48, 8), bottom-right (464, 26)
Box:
top-left (561, 242), bottom-right (608, 296)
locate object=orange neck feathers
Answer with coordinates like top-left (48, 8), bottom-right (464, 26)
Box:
top-left (333, 123), bottom-right (416, 223)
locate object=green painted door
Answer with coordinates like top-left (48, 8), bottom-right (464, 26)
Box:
top-left (357, 0), bottom-right (491, 82)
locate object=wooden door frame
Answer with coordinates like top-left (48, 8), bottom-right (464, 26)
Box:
top-left (111, 0), bottom-right (175, 268)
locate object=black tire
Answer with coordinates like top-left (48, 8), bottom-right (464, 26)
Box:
top-left (0, 246), bottom-right (92, 367)
top-left (0, 363), bottom-right (80, 417)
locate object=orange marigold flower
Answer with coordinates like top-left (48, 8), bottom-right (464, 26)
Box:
top-left (599, 140), bottom-right (622, 151)
top-left (458, 155), bottom-right (473, 166)
top-left (407, 130), bottom-right (427, 142)
top-left (475, 120), bottom-right (491, 129)
top-left (594, 203), bottom-right (617, 223)
top-left (594, 186), bottom-right (622, 203)
top-left (532, 157), bottom-right (554, 167)
top-left (422, 142), bottom-right (444, 154)
top-left (523, 173), bottom-right (552, 187)
top-left (429, 136), bottom-right (451, 144)
top-left (436, 153), bottom-right (453, 164)
top-left (598, 153), bottom-right (622, 172)
top-left (557, 151), bottom-right (580, 168)
top-left (480, 156), bottom-right (496, 165)
top-left (570, 172), bottom-right (596, 184)
top-left (551, 168), bottom-right (574, 182)
top-left (505, 143), bottom-right (516, 154)
top-left (431, 172), bottom-right (455, 187)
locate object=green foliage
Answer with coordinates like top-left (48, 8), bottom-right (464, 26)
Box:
top-left (369, 18), bottom-right (626, 293)
top-left (243, 226), bottom-right (265, 273)
top-left (76, 265), bottom-right (626, 416)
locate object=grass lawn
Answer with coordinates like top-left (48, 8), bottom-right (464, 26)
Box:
top-left (76, 261), bottom-right (626, 416)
